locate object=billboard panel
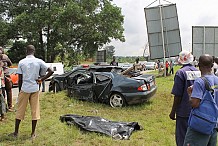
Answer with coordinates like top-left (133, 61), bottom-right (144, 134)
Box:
top-left (96, 50), bottom-right (106, 62)
top-left (192, 26), bottom-right (218, 58)
top-left (144, 4), bottom-right (182, 59)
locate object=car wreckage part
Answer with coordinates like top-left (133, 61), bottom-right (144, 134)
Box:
top-left (109, 93), bottom-right (126, 108)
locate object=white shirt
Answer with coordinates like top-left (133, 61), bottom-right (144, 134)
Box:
top-left (16, 55), bottom-right (48, 93)
top-left (213, 62), bottom-right (218, 74)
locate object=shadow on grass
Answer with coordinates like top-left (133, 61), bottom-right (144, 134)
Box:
top-left (68, 96), bottom-right (153, 111)
top-left (0, 133), bottom-right (32, 144)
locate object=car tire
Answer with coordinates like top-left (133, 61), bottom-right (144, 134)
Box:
top-left (109, 93), bottom-right (126, 108)
top-left (53, 82), bottom-right (60, 93)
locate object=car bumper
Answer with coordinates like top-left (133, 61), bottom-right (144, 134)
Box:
top-left (123, 86), bottom-right (157, 105)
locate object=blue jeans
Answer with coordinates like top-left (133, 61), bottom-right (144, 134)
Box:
top-left (183, 127), bottom-right (217, 146)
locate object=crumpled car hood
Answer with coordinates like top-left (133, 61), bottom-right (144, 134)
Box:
top-left (60, 114), bottom-right (142, 140)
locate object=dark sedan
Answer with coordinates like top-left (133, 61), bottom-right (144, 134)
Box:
top-left (49, 66), bottom-right (125, 93)
top-left (67, 71), bottom-right (157, 107)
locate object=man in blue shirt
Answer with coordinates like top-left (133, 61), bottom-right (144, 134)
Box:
top-left (184, 54), bottom-right (218, 146)
top-left (9, 45), bottom-right (53, 139)
top-left (170, 50), bottom-right (200, 146)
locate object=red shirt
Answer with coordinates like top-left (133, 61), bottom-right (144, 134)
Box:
top-left (165, 62), bottom-right (169, 68)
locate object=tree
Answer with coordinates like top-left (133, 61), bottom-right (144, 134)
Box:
top-left (0, 0), bottom-right (125, 65)
top-left (0, 19), bottom-right (11, 46)
top-left (7, 41), bottom-right (27, 63)
top-left (104, 45), bottom-right (115, 60)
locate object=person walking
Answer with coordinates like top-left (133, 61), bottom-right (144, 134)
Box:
top-left (0, 46), bottom-right (13, 112)
top-left (156, 60), bottom-right (162, 74)
top-left (169, 60), bottom-right (174, 74)
top-left (169, 50), bottom-right (200, 146)
top-left (165, 60), bottom-right (169, 75)
top-left (183, 54), bottom-right (218, 146)
top-left (8, 45), bottom-right (53, 139)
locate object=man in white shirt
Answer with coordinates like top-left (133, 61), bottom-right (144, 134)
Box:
top-left (9, 45), bottom-right (53, 139)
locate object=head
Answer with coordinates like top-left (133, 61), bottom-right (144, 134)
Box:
top-left (136, 57), bottom-right (139, 63)
top-left (112, 56), bottom-right (116, 61)
top-left (198, 54), bottom-right (213, 73)
top-left (26, 45), bottom-right (35, 55)
top-left (178, 50), bottom-right (193, 65)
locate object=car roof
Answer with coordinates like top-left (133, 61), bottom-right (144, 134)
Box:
top-left (88, 65), bottom-right (124, 72)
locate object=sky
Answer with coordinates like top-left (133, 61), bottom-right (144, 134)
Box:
top-left (109, 0), bottom-right (218, 56)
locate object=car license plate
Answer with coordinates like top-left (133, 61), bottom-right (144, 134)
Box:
top-left (150, 81), bottom-right (154, 87)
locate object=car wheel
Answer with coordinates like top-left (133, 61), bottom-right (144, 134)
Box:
top-left (53, 82), bottom-right (60, 93)
top-left (109, 93), bottom-right (126, 108)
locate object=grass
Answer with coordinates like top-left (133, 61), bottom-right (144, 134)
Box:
top-left (0, 67), bottom-right (181, 146)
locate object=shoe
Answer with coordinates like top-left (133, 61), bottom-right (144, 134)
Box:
top-left (8, 132), bottom-right (18, 138)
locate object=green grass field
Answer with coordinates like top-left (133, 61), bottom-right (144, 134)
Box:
top-left (0, 67), bottom-right (180, 146)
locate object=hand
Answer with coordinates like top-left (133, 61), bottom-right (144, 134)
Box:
top-left (36, 79), bottom-right (42, 84)
top-left (169, 111), bottom-right (176, 120)
top-left (187, 85), bottom-right (193, 97)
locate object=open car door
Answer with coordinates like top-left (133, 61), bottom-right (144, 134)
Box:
top-left (69, 72), bottom-right (94, 101)
top-left (93, 73), bottom-right (112, 102)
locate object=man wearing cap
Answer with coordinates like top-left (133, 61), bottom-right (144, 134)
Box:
top-left (169, 50), bottom-right (201, 146)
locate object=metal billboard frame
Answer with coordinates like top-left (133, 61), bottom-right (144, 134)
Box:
top-left (144, 3), bottom-right (182, 60)
top-left (192, 26), bottom-right (218, 59)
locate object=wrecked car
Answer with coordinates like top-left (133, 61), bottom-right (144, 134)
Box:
top-left (49, 66), bottom-right (125, 93)
top-left (67, 70), bottom-right (157, 107)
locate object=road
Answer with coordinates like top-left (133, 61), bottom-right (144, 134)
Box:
top-left (12, 81), bottom-right (50, 99)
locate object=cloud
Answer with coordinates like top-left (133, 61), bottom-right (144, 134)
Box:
top-left (110, 0), bottom-right (218, 56)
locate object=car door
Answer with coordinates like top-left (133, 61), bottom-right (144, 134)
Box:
top-left (93, 73), bottom-right (112, 102)
top-left (70, 72), bottom-right (94, 101)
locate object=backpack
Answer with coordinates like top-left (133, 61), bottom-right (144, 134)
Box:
top-left (188, 77), bottom-right (218, 135)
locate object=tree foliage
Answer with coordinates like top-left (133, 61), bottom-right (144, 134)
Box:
top-left (0, 0), bottom-right (125, 65)
top-left (104, 45), bottom-right (115, 61)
